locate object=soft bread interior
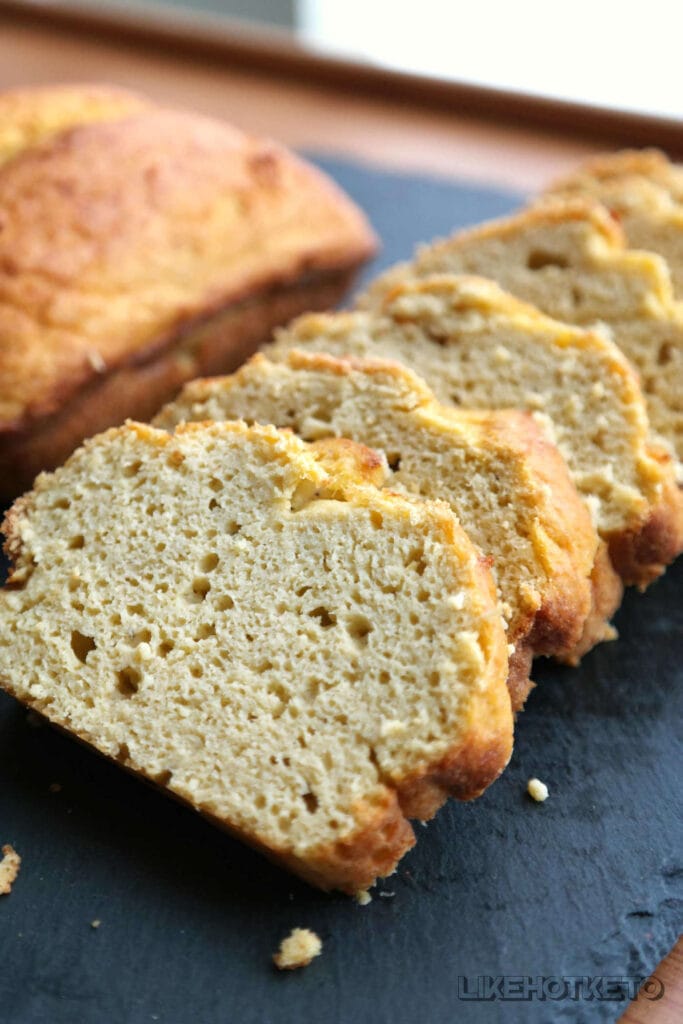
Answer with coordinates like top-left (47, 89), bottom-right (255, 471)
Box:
top-left (0, 421), bottom-right (510, 890)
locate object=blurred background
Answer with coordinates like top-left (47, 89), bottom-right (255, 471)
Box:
top-left (64, 0), bottom-right (683, 118)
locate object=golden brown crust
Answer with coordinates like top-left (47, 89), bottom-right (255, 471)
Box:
top-left (309, 437), bottom-right (389, 490)
top-left (0, 86), bottom-right (377, 493)
top-left (547, 149), bottom-right (683, 200)
top-left (0, 83), bottom-right (151, 165)
top-left (0, 269), bottom-right (357, 504)
top-left (267, 790), bottom-right (416, 893)
top-left (505, 645), bottom-right (535, 713)
top-left (605, 450), bottom-right (683, 587)
top-left (561, 541), bottom-right (623, 664)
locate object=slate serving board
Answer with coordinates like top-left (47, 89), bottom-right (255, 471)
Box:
top-left (0, 157), bottom-right (681, 1024)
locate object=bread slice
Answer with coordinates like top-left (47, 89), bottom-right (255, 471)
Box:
top-left (271, 275), bottom-right (683, 587)
top-left (0, 420), bottom-right (511, 893)
top-left (156, 350), bottom-right (618, 710)
top-left (362, 198), bottom-right (683, 475)
top-left (0, 85), bottom-right (376, 501)
top-left (547, 150), bottom-right (683, 296)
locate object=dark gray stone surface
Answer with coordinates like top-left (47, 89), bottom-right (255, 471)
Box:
top-left (0, 157), bottom-right (680, 1023)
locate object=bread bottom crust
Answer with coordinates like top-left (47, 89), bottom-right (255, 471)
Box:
top-left (606, 460), bottom-right (683, 588)
top-left (560, 542), bottom-right (623, 664)
top-left (0, 269), bottom-right (356, 505)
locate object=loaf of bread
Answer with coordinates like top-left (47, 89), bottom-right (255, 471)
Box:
top-left (547, 150), bottom-right (683, 296)
top-left (271, 274), bottom-right (683, 587)
top-left (0, 84), bottom-right (377, 503)
top-left (363, 199), bottom-right (682, 474)
top-left (156, 350), bottom-right (621, 709)
top-left (0, 420), bottom-right (512, 893)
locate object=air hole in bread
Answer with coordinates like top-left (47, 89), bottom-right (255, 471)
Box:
top-left (302, 792), bottom-right (319, 813)
top-left (122, 460), bottom-right (142, 478)
top-left (131, 628), bottom-right (152, 646)
top-left (200, 553), bottom-right (219, 573)
top-left (346, 614), bottom-right (372, 645)
top-left (308, 606), bottom-right (336, 628)
top-left (116, 742), bottom-right (130, 762)
top-left (526, 249), bottom-right (569, 270)
top-left (127, 603), bottom-right (144, 616)
top-left (116, 666), bottom-right (141, 697)
top-left (388, 454), bottom-right (402, 472)
top-left (155, 769), bottom-right (173, 786)
top-left (158, 639), bottom-right (174, 657)
top-left (70, 630), bottom-right (96, 664)
top-left (215, 594), bottom-right (234, 611)
top-left (658, 341), bottom-right (674, 365)
top-left (189, 577), bottom-right (210, 602)
top-left (290, 480), bottom-right (318, 512)
top-left (68, 535), bottom-right (85, 550)
top-left (194, 623), bottom-right (216, 641)
top-left (404, 547), bottom-right (427, 575)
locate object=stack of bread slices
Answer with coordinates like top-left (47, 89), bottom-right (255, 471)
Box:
top-left (1, 147), bottom-right (682, 897)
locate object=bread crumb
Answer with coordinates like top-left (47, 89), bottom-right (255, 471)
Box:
top-left (527, 777), bottom-right (549, 802)
top-left (48, 782), bottom-right (62, 794)
top-left (273, 927), bottom-right (322, 970)
top-left (355, 889), bottom-right (372, 906)
top-left (91, 919), bottom-right (101, 929)
top-left (0, 845), bottom-right (21, 895)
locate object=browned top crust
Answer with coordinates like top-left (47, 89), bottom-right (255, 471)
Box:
top-left (0, 83), bottom-right (151, 165)
top-left (0, 86), bottom-right (377, 434)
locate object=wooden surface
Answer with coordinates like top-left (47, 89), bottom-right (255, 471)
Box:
top-left (0, 11), bottom-right (680, 1022)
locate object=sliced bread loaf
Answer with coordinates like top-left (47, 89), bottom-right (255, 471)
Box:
top-left (156, 350), bottom-right (619, 710)
top-left (362, 199), bottom-right (683, 472)
top-left (547, 150), bottom-right (683, 296)
top-left (0, 420), bottom-right (511, 893)
top-left (270, 275), bottom-right (683, 587)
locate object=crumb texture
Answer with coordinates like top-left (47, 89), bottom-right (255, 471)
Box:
top-left (273, 928), bottom-right (322, 970)
top-left (0, 421), bottom-right (511, 892)
top-left (287, 273), bottom-right (681, 585)
top-left (157, 348), bottom-right (609, 703)
top-left (365, 197), bottom-right (683, 474)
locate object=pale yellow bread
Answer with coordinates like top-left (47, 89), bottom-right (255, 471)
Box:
top-left (273, 274), bottom-right (683, 587)
top-left (362, 198), bottom-right (683, 474)
top-left (157, 350), bottom-right (620, 709)
top-left (0, 420), bottom-right (511, 893)
top-left (547, 150), bottom-right (683, 296)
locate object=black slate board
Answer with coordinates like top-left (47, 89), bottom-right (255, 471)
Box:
top-left (0, 157), bottom-right (681, 1024)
